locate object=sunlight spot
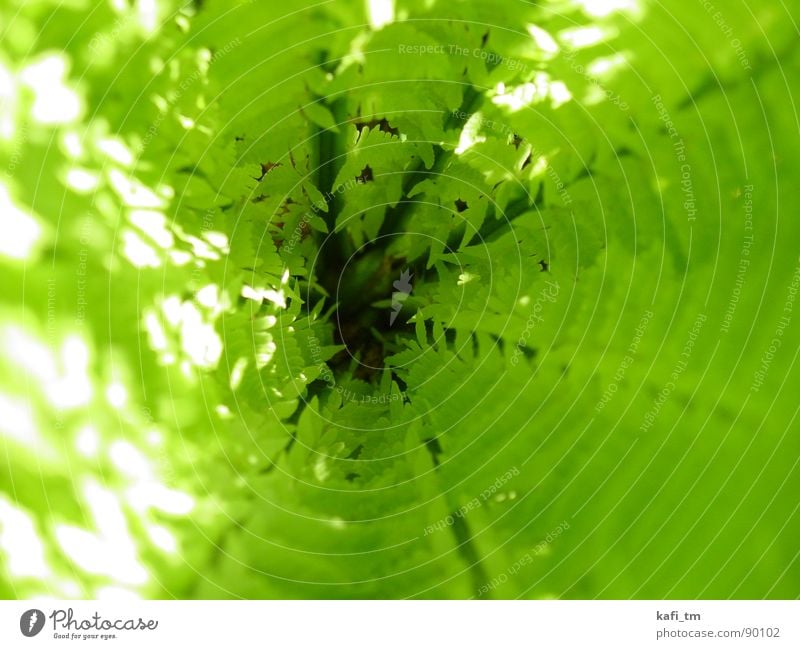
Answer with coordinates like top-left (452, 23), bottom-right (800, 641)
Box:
top-left (129, 210), bottom-right (174, 249)
top-left (60, 581), bottom-right (83, 598)
top-left (0, 394), bottom-right (38, 446)
top-left (576, 0), bottom-right (643, 18)
top-left (161, 296), bottom-right (183, 326)
top-left (367, 0), bottom-right (394, 29)
top-left (328, 517), bottom-right (346, 530)
top-left (588, 52), bottom-right (629, 80)
top-left (62, 132), bottom-right (84, 158)
top-left (0, 498), bottom-right (51, 578)
top-left (314, 457), bottom-right (330, 482)
top-left (558, 25), bottom-right (617, 50)
top-left (62, 335), bottom-right (88, 368)
top-left (127, 482), bottom-right (194, 515)
top-left (86, 481), bottom-right (127, 541)
top-left (169, 250), bottom-right (193, 265)
top-left (3, 325), bottom-right (56, 382)
top-left (256, 338), bottom-right (276, 369)
top-left (106, 382), bottom-right (128, 409)
top-left (241, 285), bottom-right (286, 309)
top-left (110, 440), bottom-right (151, 479)
top-left (527, 25), bottom-right (559, 56)
top-left (518, 296), bottom-right (531, 307)
top-left (196, 284), bottom-right (220, 309)
top-left (122, 229), bottom-right (161, 268)
top-left (549, 81), bottom-right (572, 108)
top-left (75, 425), bottom-right (100, 458)
top-left (185, 235), bottom-right (220, 260)
top-left (455, 112), bottom-right (486, 155)
top-left (144, 310), bottom-right (168, 351)
top-left (137, 0), bottom-right (159, 34)
top-left (263, 289), bottom-right (287, 308)
top-left (179, 359), bottom-right (195, 379)
top-left (492, 77), bottom-right (549, 111)
top-left (19, 55), bottom-right (82, 124)
top-left (203, 231), bottom-right (229, 251)
top-left (0, 61), bottom-right (15, 140)
top-left (98, 137), bottom-right (134, 166)
top-left (48, 336), bottom-right (92, 409)
top-left (146, 524), bottom-right (177, 553)
top-left (215, 404), bottom-right (232, 418)
top-left (585, 84), bottom-right (610, 105)
top-left (0, 184), bottom-right (42, 260)
top-left (152, 94), bottom-right (169, 113)
top-left (230, 357), bottom-right (248, 391)
top-left (109, 169), bottom-right (163, 208)
top-left (65, 168), bottom-right (100, 193)
top-left (179, 302), bottom-right (222, 367)
top-left (458, 272), bottom-right (478, 286)
top-left (56, 525), bottom-right (96, 572)
top-left (56, 482), bottom-right (148, 585)
top-left (4, 328), bottom-right (92, 410)
top-left (96, 586), bottom-right (142, 600)
top-left (178, 115), bottom-right (195, 130)
top-left (531, 156), bottom-right (549, 176)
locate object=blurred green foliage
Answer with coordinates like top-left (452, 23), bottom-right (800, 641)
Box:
top-left (0, 0), bottom-right (798, 599)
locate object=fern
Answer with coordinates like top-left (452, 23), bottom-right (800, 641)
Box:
top-left (0, 0), bottom-right (799, 600)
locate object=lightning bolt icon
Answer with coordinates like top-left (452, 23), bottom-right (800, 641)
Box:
top-left (28, 611), bottom-right (38, 632)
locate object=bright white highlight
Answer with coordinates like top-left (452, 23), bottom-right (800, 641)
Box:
top-left (527, 25), bottom-right (559, 55)
top-left (109, 169), bottom-right (164, 208)
top-left (0, 498), bottom-right (50, 578)
top-left (0, 184), bottom-right (42, 260)
top-left (367, 0), bottom-right (394, 29)
top-left (19, 55), bottom-right (82, 124)
top-left (558, 25), bottom-right (616, 49)
top-left (106, 382), bottom-right (128, 409)
top-left (56, 481), bottom-right (148, 585)
top-left (66, 168), bottom-right (100, 193)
